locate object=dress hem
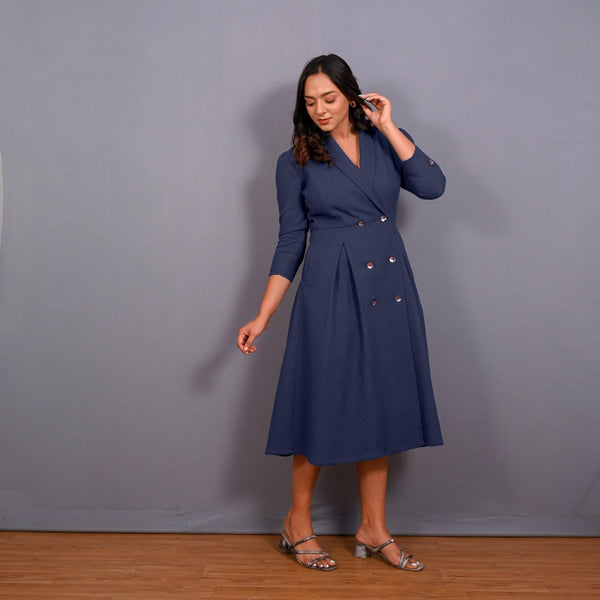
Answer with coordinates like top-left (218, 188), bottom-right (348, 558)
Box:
top-left (264, 440), bottom-right (443, 467)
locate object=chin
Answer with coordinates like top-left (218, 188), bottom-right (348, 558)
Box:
top-left (314, 122), bottom-right (334, 133)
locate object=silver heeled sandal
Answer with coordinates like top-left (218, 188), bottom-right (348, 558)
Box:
top-left (354, 537), bottom-right (424, 571)
top-left (279, 531), bottom-right (338, 570)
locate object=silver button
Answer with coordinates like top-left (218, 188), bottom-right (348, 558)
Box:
top-left (395, 295), bottom-right (402, 302)
top-left (370, 299), bottom-right (377, 307)
top-left (389, 256), bottom-right (397, 263)
top-left (358, 220), bottom-right (366, 227)
top-left (380, 215), bottom-right (388, 222)
top-left (428, 159), bottom-right (434, 166)
top-left (366, 262), bottom-right (374, 269)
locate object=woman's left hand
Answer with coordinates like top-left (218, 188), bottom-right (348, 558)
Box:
top-left (359, 92), bottom-right (395, 131)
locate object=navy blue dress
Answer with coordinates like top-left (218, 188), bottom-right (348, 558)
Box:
top-left (265, 127), bottom-right (445, 466)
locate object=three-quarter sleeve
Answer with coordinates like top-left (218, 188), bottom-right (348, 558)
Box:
top-left (394, 129), bottom-right (446, 200)
top-left (268, 152), bottom-right (308, 282)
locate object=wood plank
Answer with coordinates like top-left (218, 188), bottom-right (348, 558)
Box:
top-left (0, 532), bottom-right (598, 599)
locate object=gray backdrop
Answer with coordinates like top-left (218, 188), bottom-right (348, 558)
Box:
top-left (1, 0), bottom-right (599, 535)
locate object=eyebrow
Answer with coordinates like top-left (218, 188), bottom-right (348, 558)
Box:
top-left (304, 90), bottom-right (337, 99)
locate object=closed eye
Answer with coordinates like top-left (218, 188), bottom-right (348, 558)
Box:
top-left (305, 93), bottom-right (337, 107)
top-left (306, 99), bottom-right (335, 107)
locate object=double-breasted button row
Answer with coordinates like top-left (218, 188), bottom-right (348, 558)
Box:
top-left (370, 295), bottom-right (402, 306)
top-left (361, 213), bottom-right (397, 307)
top-left (358, 215), bottom-right (388, 227)
top-left (365, 256), bottom-right (397, 269)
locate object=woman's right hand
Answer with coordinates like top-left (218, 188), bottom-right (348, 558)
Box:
top-left (237, 316), bottom-right (268, 355)
top-left (236, 275), bottom-right (292, 355)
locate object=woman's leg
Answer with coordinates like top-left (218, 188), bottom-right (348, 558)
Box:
top-left (283, 454), bottom-right (336, 568)
top-left (355, 456), bottom-right (421, 569)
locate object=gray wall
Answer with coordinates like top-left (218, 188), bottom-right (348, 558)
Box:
top-left (1, 0), bottom-right (598, 535)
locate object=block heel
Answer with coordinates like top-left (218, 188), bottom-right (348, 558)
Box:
top-left (279, 533), bottom-right (292, 554)
top-left (354, 540), bottom-right (372, 559)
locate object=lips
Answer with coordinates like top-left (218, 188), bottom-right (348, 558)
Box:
top-left (318, 118), bottom-right (331, 125)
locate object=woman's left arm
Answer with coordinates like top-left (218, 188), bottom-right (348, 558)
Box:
top-left (361, 93), bottom-right (446, 199)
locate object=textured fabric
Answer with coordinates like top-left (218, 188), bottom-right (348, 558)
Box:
top-left (266, 127), bottom-right (445, 466)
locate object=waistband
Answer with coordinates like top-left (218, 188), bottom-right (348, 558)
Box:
top-left (310, 215), bottom-right (390, 233)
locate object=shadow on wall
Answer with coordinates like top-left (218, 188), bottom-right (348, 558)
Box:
top-left (191, 85), bottom-right (297, 527)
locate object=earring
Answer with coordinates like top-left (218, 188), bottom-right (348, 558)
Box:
top-left (349, 100), bottom-right (356, 108)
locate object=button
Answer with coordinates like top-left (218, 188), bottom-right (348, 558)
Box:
top-left (395, 295), bottom-right (402, 302)
top-left (427, 159), bottom-right (434, 166)
top-left (380, 215), bottom-right (388, 222)
top-left (366, 262), bottom-right (374, 269)
top-left (358, 220), bottom-right (366, 227)
top-left (370, 299), bottom-right (377, 307)
top-left (389, 256), bottom-right (397, 263)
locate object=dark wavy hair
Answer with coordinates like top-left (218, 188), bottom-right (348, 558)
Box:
top-left (292, 54), bottom-right (372, 168)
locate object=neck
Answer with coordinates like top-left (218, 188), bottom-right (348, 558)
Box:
top-left (330, 119), bottom-right (354, 144)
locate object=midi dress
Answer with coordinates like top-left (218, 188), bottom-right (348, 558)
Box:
top-left (265, 127), bottom-right (445, 466)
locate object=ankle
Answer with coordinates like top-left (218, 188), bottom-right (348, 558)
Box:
top-left (284, 507), bottom-right (313, 533)
top-left (356, 522), bottom-right (391, 543)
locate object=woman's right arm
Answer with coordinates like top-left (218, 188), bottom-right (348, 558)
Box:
top-left (237, 274), bottom-right (291, 354)
top-left (237, 152), bottom-right (307, 355)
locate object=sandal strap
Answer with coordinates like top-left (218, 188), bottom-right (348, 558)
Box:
top-left (293, 548), bottom-right (328, 556)
top-left (373, 537), bottom-right (395, 553)
top-left (289, 533), bottom-right (317, 549)
top-left (305, 553), bottom-right (334, 568)
top-left (399, 550), bottom-right (416, 569)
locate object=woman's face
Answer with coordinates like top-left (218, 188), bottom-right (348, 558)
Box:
top-left (304, 72), bottom-right (351, 136)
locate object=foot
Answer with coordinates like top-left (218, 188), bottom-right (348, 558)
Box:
top-left (283, 515), bottom-right (337, 569)
top-left (355, 526), bottom-right (422, 570)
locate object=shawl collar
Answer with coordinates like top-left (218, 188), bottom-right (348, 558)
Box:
top-left (325, 129), bottom-right (385, 214)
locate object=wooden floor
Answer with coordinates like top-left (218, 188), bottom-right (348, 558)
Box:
top-left (1, 532), bottom-right (599, 599)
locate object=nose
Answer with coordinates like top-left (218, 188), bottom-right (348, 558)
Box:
top-left (315, 101), bottom-right (327, 115)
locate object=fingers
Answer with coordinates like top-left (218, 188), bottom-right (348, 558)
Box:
top-left (244, 331), bottom-right (258, 353)
top-left (237, 325), bottom-right (259, 354)
top-left (359, 93), bottom-right (394, 129)
top-left (237, 330), bottom-right (254, 354)
top-left (364, 94), bottom-right (389, 115)
top-left (360, 92), bottom-right (389, 107)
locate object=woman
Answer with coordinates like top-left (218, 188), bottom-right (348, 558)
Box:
top-left (237, 54), bottom-right (445, 572)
